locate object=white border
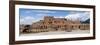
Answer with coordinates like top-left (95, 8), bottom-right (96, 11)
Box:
top-left (15, 5), bottom-right (93, 41)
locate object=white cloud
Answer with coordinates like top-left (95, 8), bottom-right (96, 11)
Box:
top-left (30, 10), bottom-right (56, 13)
top-left (20, 16), bottom-right (35, 25)
top-left (65, 12), bottom-right (90, 21)
top-left (25, 11), bottom-right (32, 13)
top-left (35, 10), bottom-right (56, 13)
top-left (25, 16), bottom-right (34, 19)
top-left (36, 13), bottom-right (48, 16)
top-left (54, 16), bottom-right (64, 18)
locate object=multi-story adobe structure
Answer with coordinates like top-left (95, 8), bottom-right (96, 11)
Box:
top-left (30, 16), bottom-right (90, 33)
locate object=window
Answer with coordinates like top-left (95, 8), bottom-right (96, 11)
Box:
top-left (79, 26), bottom-right (80, 28)
top-left (71, 26), bottom-right (73, 28)
top-left (42, 22), bottom-right (44, 24)
top-left (48, 22), bottom-right (52, 24)
top-left (54, 21), bottom-right (56, 23)
top-left (64, 25), bottom-right (66, 27)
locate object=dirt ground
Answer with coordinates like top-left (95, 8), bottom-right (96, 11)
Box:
top-left (20, 30), bottom-right (90, 36)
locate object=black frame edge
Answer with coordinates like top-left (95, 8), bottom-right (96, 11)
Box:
top-left (9, 1), bottom-right (15, 45)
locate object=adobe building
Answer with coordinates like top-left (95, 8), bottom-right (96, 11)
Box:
top-left (30, 16), bottom-right (90, 33)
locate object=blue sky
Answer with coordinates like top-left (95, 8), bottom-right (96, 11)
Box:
top-left (19, 8), bottom-right (90, 24)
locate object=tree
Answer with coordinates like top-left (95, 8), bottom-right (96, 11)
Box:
top-left (22, 25), bottom-right (30, 33)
